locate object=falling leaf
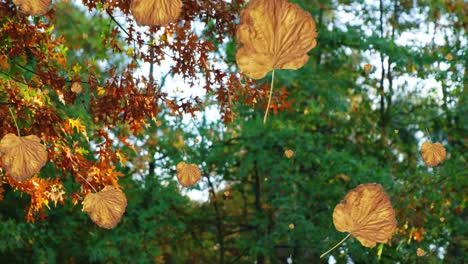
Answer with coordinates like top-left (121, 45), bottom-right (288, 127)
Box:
top-left (176, 161), bottom-right (201, 187)
top-left (71, 81), bottom-right (83, 94)
top-left (421, 141), bottom-right (446, 167)
top-left (416, 248), bottom-right (426, 257)
top-left (284, 149), bottom-right (294, 158)
top-left (445, 53), bottom-right (453, 61)
top-left (12, 0), bottom-right (51, 16)
top-left (333, 183), bottom-right (397, 248)
top-left (364, 63), bottom-right (372, 72)
top-left (0, 133), bottom-right (48, 182)
top-left (82, 186), bottom-right (127, 229)
top-left (130, 0), bottom-right (183, 26)
top-left (236, 0), bottom-right (317, 79)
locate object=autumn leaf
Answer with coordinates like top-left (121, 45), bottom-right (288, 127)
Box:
top-left (71, 81), bottom-right (83, 94)
top-left (236, 0), bottom-right (317, 79)
top-left (130, 0), bottom-right (183, 26)
top-left (333, 183), bottom-right (397, 248)
top-left (364, 63), bottom-right (372, 72)
top-left (416, 248), bottom-right (426, 257)
top-left (82, 186), bottom-right (127, 229)
top-left (176, 161), bottom-right (202, 187)
top-left (0, 133), bottom-right (48, 182)
top-left (284, 149), bottom-right (294, 158)
top-left (13, 0), bottom-right (51, 16)
top-left (421, 141), bottom-right (446, 167)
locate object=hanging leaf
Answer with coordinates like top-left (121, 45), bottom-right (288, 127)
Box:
top-left (421, 141), bottom-right (446, 167)
top-left (236, 0), bottom-right (317, 79)
top-left (12, 0), bottom-right (51, 16)
top-left (0, 133), bottom-right (48, 182)
top-left (333, 183), bottom-right (397, 248)
top-left (130, 0), bottom-right (183, 26)
top-left (82, 186), bottom-right (127, 229)
top-left (176, 161), bottom-right (201, 187)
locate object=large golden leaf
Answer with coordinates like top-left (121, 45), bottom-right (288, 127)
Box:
top-left (130, 0), bottom-right (183, 26)
top-left (421, 141), bottom-right (446, 167)
top-left (12, 0), bottom-right (51, 16)
top-left (236, 0), bottom-right (317, 79)
top-left (0, 133), bottom-right (48, 182)
top-left (333, 183), bottom-right (397, 248)
top-left (82, 186), bottom-right (127, 229)
top-left (176, 161), bottom-right (201, 187)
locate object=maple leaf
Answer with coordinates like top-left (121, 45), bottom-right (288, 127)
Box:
top-left (236, 0), bottom-right (317, 79)
top-left (82, 186), bottom-right (127, 229)
top-left (0, 134), bottom-right (48, 182)
top-left (130, 0), bottom-right (183, 26)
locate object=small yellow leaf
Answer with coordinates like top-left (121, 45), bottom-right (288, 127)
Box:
top-left (71, 81), bottom-right (83, 94)
top-left (284, 149), bottom-right (294, 159)
top-left (416, 248), bottom-right (426, 257)
top-left (364, 63), bottom-right (372, 72)
top-left (445, 53), bottom-right (453, 61)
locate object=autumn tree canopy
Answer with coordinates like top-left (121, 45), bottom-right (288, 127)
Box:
top-left (0, 0), bottom-right (466, 263)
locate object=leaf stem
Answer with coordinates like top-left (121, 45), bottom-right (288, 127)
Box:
top-left (263, 70), bottom-right (275, 124)
top-left (8, 107), bottom-right (21, 136)
top-left (425, 127), bottom-right (432, 142)
top-left (320, 233), bottom-right (351, 259)
top-left (79, 175), bottom-right (98, 193)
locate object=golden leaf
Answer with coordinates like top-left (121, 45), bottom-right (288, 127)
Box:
top-left (421, 141), bottom-right (446, 167)
top-left (82, 186), bottom-right (127, 229)
top-left (236, 0), bottom-right (317, 79)
top-left (416, 248), bottom-right (426, 257)
top-left (176, 161), bottom-right (201, 187)
top-left (364, 63), bottom-right (372, 72)
top-left (130, 0), bottom-right (183, 26)
top-left (71, 81), bottom-right (83, 94)
top-left (284, 149), bottom-right (294, 158)
top-left (0, 133), bottom-right (48, 182)
top-left (12, 0), bottom-right (51, 16)
top-left (333, 183), bottom-right (397, 248)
